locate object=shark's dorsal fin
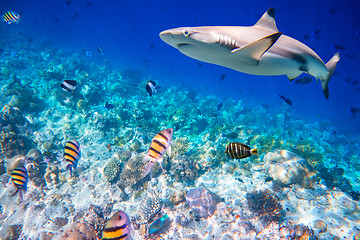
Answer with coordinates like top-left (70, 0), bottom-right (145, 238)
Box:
top-left (254, 8), bottom-right (279, 32)
top-left (231, 32), bottom-right (282, 66)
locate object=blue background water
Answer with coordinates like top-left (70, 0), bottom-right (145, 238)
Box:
top-left (2, 0), bottom-right (360, 134)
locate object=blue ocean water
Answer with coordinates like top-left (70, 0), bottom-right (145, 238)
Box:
top-left (2, 0), bottom-right (359, 130)
top-left (1, 0), bottom-right (360, 239)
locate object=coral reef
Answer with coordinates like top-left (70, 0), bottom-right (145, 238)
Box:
top-left (170, 191), bottom-right (186, 205)
top-left (139, 189), bottom-right (162, 223)
top-left (291, 224), bottom-right (316, 240)
top-left (58, 221), bottom-right (98, 240)
top-left (264, 149), bottom-right (315, 188)
top-left (3, 224), bottom-right (22, 240)
top-left (103, 157), bottom-right (122, 183)
top-left (118, 154), bottom-right (146, 190)
top-left (246, 189), bottom-right (283, 224)
top-left (318, 165), bottom-right (353, 193)
top-left (73, 204), bottom-right (107, 233)
top-left (44, 165), bottom-right (60, 185)
top-left (170, 137), bottom-right (190, 159)
top-left (4, 154), bottom-right (27, 175)
top-left (170, 155), bottom-right (200, 183)
top-left (26, 148), bottom-right (46, 187)
top-left (186, 188), bottom-right (222, 219)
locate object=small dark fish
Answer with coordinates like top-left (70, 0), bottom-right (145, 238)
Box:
top-left (2, 11), bottom-right (20, 24)
top-left (236, 178), bottom-right (244, 183)
top-left (261, 103), bottom-right (270, 109)
top-left (43, 151), bottom-right (55, 163)
top-left (11, 165), bottom-right (28, 201)
top-left (64, 140), bottom-right (81, 177)
top-left (295, 76), bottom-right (312, 84)
top-left (265, 176), bottom-right (273, 183)
top-left (345, 53), bottom-right (356, 59)
top-left (149, 43), bottom-right (155, 50)
top-left (303, 34), bottom-right (310, 40)
top-left (97, 46), bottom-right (104, 54)
top-left (65, 0), bottom-right (72, 6)
top-left (225, 142), bottom-right (257, 159)
top-left (61, 80), bottom-right (77, 92)
top-left (148, 214), bottom-right (169, 235)
top-left (314, 29), bottom-right (321, 35)
top-left (71, 12), bottom-right (79, 20)
top-left (351, 81), bottom-right (359, 85)
top-left (217, 102), bottom-right (223, 111)
top-left (223, 132), bottom-right (238, 140)
top-left (332, 44), bottom-right (345, 51)
top-left (279, 95), bottom-right (293, 105)
top-left (350, 107), bottom-right (359, 118)
top-left (329, 8), bottom-right (337, 14)
top-left (83, 49), bottom-right (92, 56)
top-left (345, 77), bottom-right (352, 83)
top-left (102, 210), bottom-right (132, 240)
top-left (220, 73), bottom-right (226, 80)
top-left (145, 80), bottom-right (158, 97)
top-left (105, 101), bottom-right (115, 110)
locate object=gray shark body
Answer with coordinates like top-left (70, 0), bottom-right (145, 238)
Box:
top-left (159, 8), bottom-right (339, 99)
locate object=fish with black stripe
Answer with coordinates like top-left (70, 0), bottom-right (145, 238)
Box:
top-left (225, 142), bottom-right (257, 159)
top-left (2, 11), bottom-right (20, 24)
top-left (142, 128), bottom-right (173, 178)
top-left (60, 79), bottom-right (77, 92)
top-left (102, 210), bottom-right (133, 240)
top-left (64, 140), bottom-right (81, 177)
top-left (11, 165), bottom-right (28, 201)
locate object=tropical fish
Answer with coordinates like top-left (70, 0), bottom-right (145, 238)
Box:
top-left (279, 95), bottom-right (293, 105)
top-left (98, 46), bottom-right (104, 54)
top-left (11, 165), bottom-right (28, 201)
top-left (102, 210), bottom-right (133, 240)
top-left (60, 80), bottom-right (77, 92)
top-left (225, 142), bottom-right (257, 159)
top-left (43, 151), bottom-right (56, 163)
top-left (145, 80), bottom-right (159, 97)
top-left (148, 214), bottom-right (169, 235)
top-left (105, 101), bottom-right (115, 110)
top-left (142, 128), bottom-right (173, 178)
top-left (159, 8), bottom-right (340, 99)
top-left (3, 11), bottom-right (20, 24)
top-left (64, 140), bottom-right (81, 177)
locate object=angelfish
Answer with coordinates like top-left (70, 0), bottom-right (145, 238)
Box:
top-left (159, 8), bottom-right (340, 99)
top-left (142, 128), bottom-right (173, 178)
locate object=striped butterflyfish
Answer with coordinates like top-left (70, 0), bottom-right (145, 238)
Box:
top-left (11, 165), bottom-right (28, 201)
top-left (225, 142), bottom-right (257, 159)
top-left (43, 151), bottom-right (56, 163)
top-left (142, 128), bottom-right (173, 178)
top-left (64, 140), bottom-right (81, 177)
top-left (102, 210), bottom-right (133, 240)
top-left (60, 79), bottom-right (77, 92)
top-left (3, 11), bottom-right (20, 24)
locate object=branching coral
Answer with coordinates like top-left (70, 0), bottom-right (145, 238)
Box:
top-left (139, 189), bottom-right (162, 223)
top-left (103, 158), bottom-right (122, 183)
top-left (246, 189), bottom-right (283, 224)
top-left (170, 155), bottom-right (199, 183)
top-left (118, 154), bottom-right (145, 189)
top-left (170, 138), bottom-right (190, 159)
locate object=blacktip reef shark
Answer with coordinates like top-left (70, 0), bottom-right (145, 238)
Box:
top-left (159, 8), bottom-right (340, 99)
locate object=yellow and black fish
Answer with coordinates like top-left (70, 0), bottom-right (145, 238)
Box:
top-left (11, 165), bottom-right (28, 201)
top-left (102, 210), bottom-right (133, 240)
top-left (142, 128), bottom-right (173, 178)
top-left (64, 140), bottom-right (81, 177)
top-left (225, 142), bottom-right (257, 159)
top-left (3, 11), bottom-right (20, 24)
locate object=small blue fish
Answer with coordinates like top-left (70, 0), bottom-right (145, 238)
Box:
top-left (148, 214), bottom-right (169, 235)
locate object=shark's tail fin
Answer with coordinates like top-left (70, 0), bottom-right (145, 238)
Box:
top-left (321, 52), bottom-right (340, 99)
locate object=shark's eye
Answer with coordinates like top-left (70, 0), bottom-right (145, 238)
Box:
top-left (183, 30), bottom-right (190, 36)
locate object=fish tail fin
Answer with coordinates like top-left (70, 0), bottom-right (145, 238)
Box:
top-left (142, 161), bottom-right (155, 179)
top-left (250, 149), bottom-right (258, 155)
top-left (66, 164), bottom-right (73, 178)
top-left (321, 52), bottom-right (340, 99)
top-left (10, 188), bottom-right (19, 198)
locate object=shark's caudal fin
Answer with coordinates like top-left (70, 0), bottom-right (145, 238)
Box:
top-left (321, 52), bottom-right (340, 99)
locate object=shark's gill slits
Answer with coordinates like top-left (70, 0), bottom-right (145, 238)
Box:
top-left (218, 35), bottom-right (238, 50)
top-left (177, 43), bottom-right (192, 48)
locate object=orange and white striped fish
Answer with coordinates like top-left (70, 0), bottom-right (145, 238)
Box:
top-left (11, 165), bottom-right (28, 201)
top-left (102, 210), bottom-right (133, 240)
top-left (64, 140), bottom-right (81, 177)
top-left (142, 128), bottom-right (173, 178)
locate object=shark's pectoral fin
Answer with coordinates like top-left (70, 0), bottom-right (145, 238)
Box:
top-left (231, 32), bottom-right (282, 66)
top-left (287, 72), bottom-right (302, 81)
